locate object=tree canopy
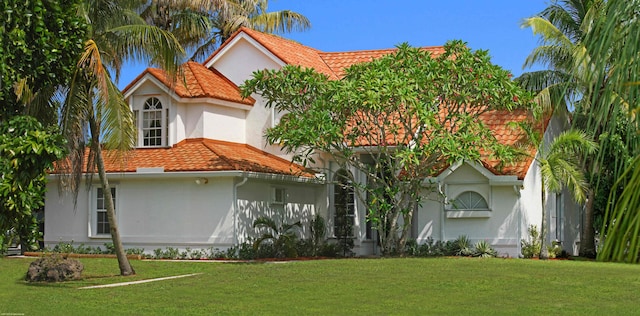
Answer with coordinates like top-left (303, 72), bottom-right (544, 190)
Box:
top-left (0, 0), bottom-right (86, 122)
top-left (0, 116), bottom-right (66, 253)
top-left (242, 41), bottom-right (536, 255)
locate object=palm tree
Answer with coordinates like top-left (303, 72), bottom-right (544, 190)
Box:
top-left (582, 0), bottom-right (640, 263)
top-left (536, 130), bottom-right (597, 259)
top-left (142, 0), bottom-right (311, 61)
top-left (58, 0), bottom-right (185, 276)
top-left (518, 0), bottom-right (608, 257)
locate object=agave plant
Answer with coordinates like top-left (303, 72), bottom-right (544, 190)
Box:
top-left (454, 235), bottom-right (473, 256)
top-left (473, 240), bottom-right (498, 258)
top-left (252, 216), bottom-right (302, 258)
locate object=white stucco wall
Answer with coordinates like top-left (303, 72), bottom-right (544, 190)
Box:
top-left (45, 175), bottom-right (320, 253)
top-left (45, 176), bottom-right (236, 250)
top-left (517, 110), bottom-right (581, 255)
top-left (236, 179), bottom-right (318, 243)
top-left (414, 163), bottom-right (522, 257)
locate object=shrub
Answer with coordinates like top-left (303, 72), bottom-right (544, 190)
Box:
top-left (521, 225), bottom-right (541, 258)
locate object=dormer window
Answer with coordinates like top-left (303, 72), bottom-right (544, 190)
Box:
top-left (135, 97), bottom-right (168, 147)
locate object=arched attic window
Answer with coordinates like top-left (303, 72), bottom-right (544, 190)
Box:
top-left (450, 191), bottom-right (489, 210)
top-left (446, 190), bottom-right (492, 218)
top-left (135, 97), bottom-right (168, 147)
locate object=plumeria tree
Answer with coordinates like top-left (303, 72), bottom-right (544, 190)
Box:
top-left (242, 41), bottom-right (535, 255)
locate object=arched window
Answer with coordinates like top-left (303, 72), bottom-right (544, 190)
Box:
top-left (333, 169), bottom-right (355, 239)
top-left (450, 191), bottom-right (489, 210)
top-left (142, 97), bottom-right (164, 146)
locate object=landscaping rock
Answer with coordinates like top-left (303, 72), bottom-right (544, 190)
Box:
top-left (26, 255), bottom-right (84, 282)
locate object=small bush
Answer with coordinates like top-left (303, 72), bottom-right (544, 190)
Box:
top-left (521, 225), bottom-right (541, 258)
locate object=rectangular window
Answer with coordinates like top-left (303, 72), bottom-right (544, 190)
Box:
top-left (272, 187), bottom-right (286, 205)
top-left (96, 187), bottom-right (116, 235)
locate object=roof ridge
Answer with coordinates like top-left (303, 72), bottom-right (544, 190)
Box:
top-left (201, 139), bottom-right (240, 170)
top-left (185, 61), bottom-right (205, 98)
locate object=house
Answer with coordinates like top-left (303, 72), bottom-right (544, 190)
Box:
top-left (44, 27), bottom-right (581, 257)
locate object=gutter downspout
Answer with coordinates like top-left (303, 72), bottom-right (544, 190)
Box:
top-left (233, 177), bottom-right (249, 248)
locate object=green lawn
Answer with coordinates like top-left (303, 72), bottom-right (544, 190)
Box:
top-left (1, 256), bottom-right (639, 315)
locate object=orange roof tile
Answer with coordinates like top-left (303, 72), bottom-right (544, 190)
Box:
top-left (319, 47), bottom-right (445, 78)
top-left (124, 61), bottom-right (254, 105)
top-left (55, 139), bottom-right (312, 178)
top-left (207, 27), bottom-right (445, 80)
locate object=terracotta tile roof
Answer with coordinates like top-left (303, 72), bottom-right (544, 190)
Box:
top-left (56, 139), bottom-right (312, 178)
top-left (319, 47), bottom-right (445, 78)
top-left (478, 109), bottom-right (538, 179)
top-left (124, 61), bottom-right (254, 105)
top-left (208, 27), bottom-right (444, 80)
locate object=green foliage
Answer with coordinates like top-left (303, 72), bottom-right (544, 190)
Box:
top-left (309, 213), bottom-right (326, 256)
top-left (0, 0), bottom-right (87, 121)
top-left (252, 216), bottom-right (302, 258)
top-left (473, 240), bottom-right (498, 258)
top-left (521, 225), bottom-right (542, 259)
top-left (242, 41), bottom-right (534, 256)
top-left (454, 235), bottom-right (473, 256)
top-left (0, 116), bottom-right (66, 252)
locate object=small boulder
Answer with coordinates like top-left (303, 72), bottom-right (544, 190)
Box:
top-left (26, 254), bottom-right (84, 282)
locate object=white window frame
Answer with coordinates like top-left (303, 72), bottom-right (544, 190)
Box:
top-left (446, 190), bottom-right (491, 218)
top-left (89, 185), bottom-right (117, 238)
top-left (332, 169), bottom-right (356, 238)
top-left (136, 97), bottom-right (168, 147)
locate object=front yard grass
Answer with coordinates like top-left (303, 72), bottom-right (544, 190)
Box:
top-left (1, 256), bottom-right (639, 315)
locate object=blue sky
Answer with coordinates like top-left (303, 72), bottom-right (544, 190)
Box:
top-left (118, 0), bottom-right (548, 89)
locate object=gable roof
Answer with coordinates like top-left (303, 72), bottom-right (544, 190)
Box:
top-left (207, 27), bottom-right (444, 80)
top-left (54, 139), bottom-right (312, 178)
top-left (123, 61), bottom-right (254, 105)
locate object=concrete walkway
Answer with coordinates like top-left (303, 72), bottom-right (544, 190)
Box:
top-left (78, 273), bottom-right (202, 289)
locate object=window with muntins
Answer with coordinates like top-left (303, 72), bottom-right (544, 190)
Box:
top-left (450, 191), bottom-right (488, 210)
top-left (142, 97), bottom-right (164, 147)
top-left (96, 187), bottom-right (116, 235)
top-left (334, 169), bottom-right (355, 238)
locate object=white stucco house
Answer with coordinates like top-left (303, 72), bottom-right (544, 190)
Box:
top-left (44, 27), bottom-right (581, 257)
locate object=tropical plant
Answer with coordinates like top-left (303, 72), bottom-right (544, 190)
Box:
top-left (141, 0), bottom-right (311, 61)
top-left (581, 0), bottom-right (640, 263)
top-left (517, 0), bottom-right (611, 258)
top-left (56, 0), bottom-right (185, 276)
top-left (454, 235), bottom-right (473, 257)
top-left (241, 41), bottom-right (533, 256)
top-left (473, 240), bottom-right (498, 258)
top-left (252, 216), bottom-right (302, 258)
top-left (536, 130), bottom-right (597, 259)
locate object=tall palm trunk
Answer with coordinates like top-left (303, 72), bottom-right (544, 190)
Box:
top-left (540, 185), bottom-right (550, 259)
top-left (89, 116), bottom-right (134, 276)
top-left (580, 188), bottom-right (596, 258)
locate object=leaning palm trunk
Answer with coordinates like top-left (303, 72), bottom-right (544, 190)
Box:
top-left (89, 116), bottom-right (135, 276)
